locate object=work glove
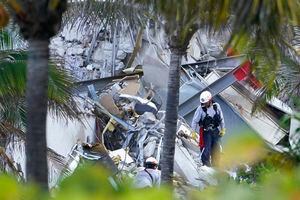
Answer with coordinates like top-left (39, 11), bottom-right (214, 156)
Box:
top-left (219, 128), bottom-right (226, 137)
top-left (191, 131), bottom-right (198, 141)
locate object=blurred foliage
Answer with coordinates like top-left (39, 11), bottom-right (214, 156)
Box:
top-left (0, 164), bottom-right (172, 200)
top-left (0, 4), bottom-right (9, 28)
top-left (65, 0), bottom-right (148, 29)
top-left (235, 150), bottom-right (297, 184)
top-left (218, 132), bottom-right (267, 169)
top-left (188, 166), bottom-right (300, 200)
top-left (189, 138), bottom-right (300, 200)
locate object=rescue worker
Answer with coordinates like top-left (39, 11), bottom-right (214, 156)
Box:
top-left (191, 91), bottom-right (225, 167)
top-left (134, 157), bottom-right (161, 188)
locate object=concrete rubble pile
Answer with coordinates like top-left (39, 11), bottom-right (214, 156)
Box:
top-left (61, 74), bottom-right (217, 190)
top-left (50, 19), bottom-right (134, 81)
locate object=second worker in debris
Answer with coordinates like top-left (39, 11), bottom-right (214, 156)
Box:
top-left (134, 157), bottom-right (161, 188)
top-left (191, 90), bottom-right (226, 167)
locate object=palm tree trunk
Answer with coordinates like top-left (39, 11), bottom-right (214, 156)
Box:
top-left (0, 136), bottom-right (6, 171)
top-left (25, 39), bottom-right (49, 189)
top-left (161, 49), bottom-right (182, 184)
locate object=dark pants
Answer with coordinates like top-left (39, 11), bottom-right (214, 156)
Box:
top-left (201, 129), bottom-right (221, 167)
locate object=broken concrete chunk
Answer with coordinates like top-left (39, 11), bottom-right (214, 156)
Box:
top-left (139, 112), bottom-right (157, 124)
top-left (116, 62), bottom-right (125, 71)
top-left (119, 80), bottom-right (140, 96)
top-left (111, 83), bottom-right (122, 95)
top-left (143, 139), bottom-right (157, 158)
top-left (156, 111), bottom-right (165, 120)
top-left (121, 102), bottom-right (135, 112)
top-left (122, 67), bottom-right (136, 74)
top-left (118, 162), bottom-right (136, 172)
top-left (99, 93), bottom-right (122, 116)
top-left (109, 148), bottom-right (134, 164)
top-left (119, 94), bottom-right (158, 115)
top-left (117, 50), bottom-right (127, 60)
top-left (86, 64), bottom-right (93, 71)
top-left (174, 142), bottom-right (204, 188)
top-left (137, 129), bottom-right (148, 165)
top-left (197, 166), bottom-right (218, 186)
top-left (180, 138), bottom-right (200, 154)
top-left (113, 75), bottom-right (140, 96)
top-left (177, 124), bottom-right (193, 137)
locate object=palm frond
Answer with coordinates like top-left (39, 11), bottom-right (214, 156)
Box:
top-left (0, 28), bottom-right (26, 50)
top-left (292, 26), bottom-right (300, 53)
top-left (65, 0), bottom-right (148, 32)
top-left (242, 40), bottom-right (300, 112)
top-left (277, 54), bottom-right (300, 103)
top-left (134, 0), bottom-right (209, 50)
top-left (227, 0), bottom-right (300, 39)
top-left (227, 1), bottom-right (300, 66)
top-left (0, 29), bottom-right (79, 136)
top-left (0, 121), bottom-right (24, 139)
top-left (214, 0), bottom-right (299, 109)
top-left (47, 64), bottom-right (79, 120)
top-left (0, 146), bottom-right (24, 180)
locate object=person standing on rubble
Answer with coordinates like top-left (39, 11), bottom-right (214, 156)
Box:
top-left (134, 157), bottom-right (161, 188)
top-left (191, 91), bottom-right (225, 167)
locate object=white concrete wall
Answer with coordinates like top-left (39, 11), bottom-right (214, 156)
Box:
top-left (6, 113), bottom-right (96, 185)
top-left (46, 113), bottom-right (96, 157)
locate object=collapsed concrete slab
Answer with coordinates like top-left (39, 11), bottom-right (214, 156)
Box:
top-left (174, 141), bottom-right (204, 188)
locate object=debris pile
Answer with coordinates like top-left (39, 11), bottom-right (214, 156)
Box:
top-left (61, 74), bottom-right (216, 190)
top-left (64, 53), bottom-right (294, 190)
top-left (55, 49), bottom-right (295, 191)
top-left (50, 20), bottom-right (134, 80)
